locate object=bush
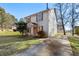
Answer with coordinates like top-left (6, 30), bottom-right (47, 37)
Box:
top-left (37, 31), bottom-right (47, 38)
top-left (16, 21), bottom-right (27, 36)
top-left (75, 27), bottom-right (79, 35)
top-left (13, 29), bottom-right (17, 32)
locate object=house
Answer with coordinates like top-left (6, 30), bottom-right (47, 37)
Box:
top-left (12, 25), bottom-right (17, 31)
top-left (24, 9), bottom-right (57, 37)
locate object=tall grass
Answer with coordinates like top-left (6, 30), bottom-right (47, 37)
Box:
top-left (68, 37), bottom-right (79, 56)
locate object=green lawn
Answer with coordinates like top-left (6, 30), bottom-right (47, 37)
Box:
top-left (0, 31), bottom-right (43, 56)
top-left (68, 36), bottom-right (79, 56)
top-left (0, 31), bottom-right (20, 36)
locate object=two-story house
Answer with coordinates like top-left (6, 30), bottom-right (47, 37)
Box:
top-left (24, 9), bottom-right (57, 37)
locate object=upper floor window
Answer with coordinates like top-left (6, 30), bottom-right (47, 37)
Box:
top-left (36, 12), bottom-right (43, 22)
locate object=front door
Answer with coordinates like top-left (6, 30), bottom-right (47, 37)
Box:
top-left (33, 26), bottom-right (38, 36)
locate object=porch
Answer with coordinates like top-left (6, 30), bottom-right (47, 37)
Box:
top-left (27, 22), bottom-right (44, 37)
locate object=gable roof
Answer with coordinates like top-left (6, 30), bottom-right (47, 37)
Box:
top-left (24, 8), bottom-right (55, 19)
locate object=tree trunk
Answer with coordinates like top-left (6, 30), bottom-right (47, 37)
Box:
top-left (62, 19), bottom-right (66, 35)
top-left (60, 4), bottom-right (66, 35)
top-left (72, 3), bottom-right (75, 36)
top-left (72, 23), bottom-right (74, 36)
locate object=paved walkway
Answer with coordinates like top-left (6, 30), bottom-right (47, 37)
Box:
top-left (14, 36), bottom-right (73, 56)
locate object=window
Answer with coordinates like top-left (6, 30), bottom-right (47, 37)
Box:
top-left (36, 12), bottom-right (43, 22)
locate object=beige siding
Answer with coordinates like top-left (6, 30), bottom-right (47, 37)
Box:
top-left (31, 15), bottom-right (37, 23)
top-left (41, 11), bottom-right (49, 35)
top-left (25, 9), bottom-right (57, 37)
top-left (48, 9), bottom-right (57, 36)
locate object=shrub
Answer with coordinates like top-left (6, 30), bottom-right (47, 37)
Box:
top-left (75, 27), bottom-right (79, 35)
top-left (13, 29), bottom-right (17, 32)
top-left (16, 21), bottom-right (27, 36)
top-left (37, 31), bottom-right (47, 38)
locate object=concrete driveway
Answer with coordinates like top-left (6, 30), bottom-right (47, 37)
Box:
top-left (15, 36), bottom-right (73, 56)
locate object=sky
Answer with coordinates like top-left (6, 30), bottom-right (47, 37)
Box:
top-left (0, 3), bottom-right (78, 30)
top-left (0, 3), bottom-right (54, 20)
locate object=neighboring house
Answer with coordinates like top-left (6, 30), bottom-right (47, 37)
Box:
top-left (24, 9), bottom-right (57, 37)
top-left (12, 24), bottom-right (17, 31)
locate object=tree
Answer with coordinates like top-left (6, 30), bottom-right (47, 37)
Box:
top-left (0, 7), bottom-right (17, 31)
top-left (59, 4), bottom-right (66, 35)
top-left (19, 18), bottom-right (26, 22)
top-left (71, 3), bottom-right (79, 36)
top-left (55, 3), bottom-right (70, 35)
top-left (65, 3), bottom-right (79, 36)
top-left (0, 7), bottom-right (6, 31)
top-left (71, 3), bottom-right (75, 36)
top-left (16, 20), bottom-right (27, 36)
top-left (4, 13), bottom-right (17, 29)
top-left (55, 3), bottom-right (79, 36)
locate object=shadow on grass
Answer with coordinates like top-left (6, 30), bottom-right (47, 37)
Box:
top-left (0, 33), bottom-right (43, 56)
top-left (0, 35), bottom-right (21, 37)
top-left (0, 35), bottom-right (36, 39)
top-left (0, 35), bottom-right (38, 45)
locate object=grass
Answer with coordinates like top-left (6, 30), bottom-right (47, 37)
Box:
top-left (0, 31), bottom-right (20, 36)
top-left (68, 36), bottom-right (79, 56)
top-left (0, 31), bottom-right (43, 56)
